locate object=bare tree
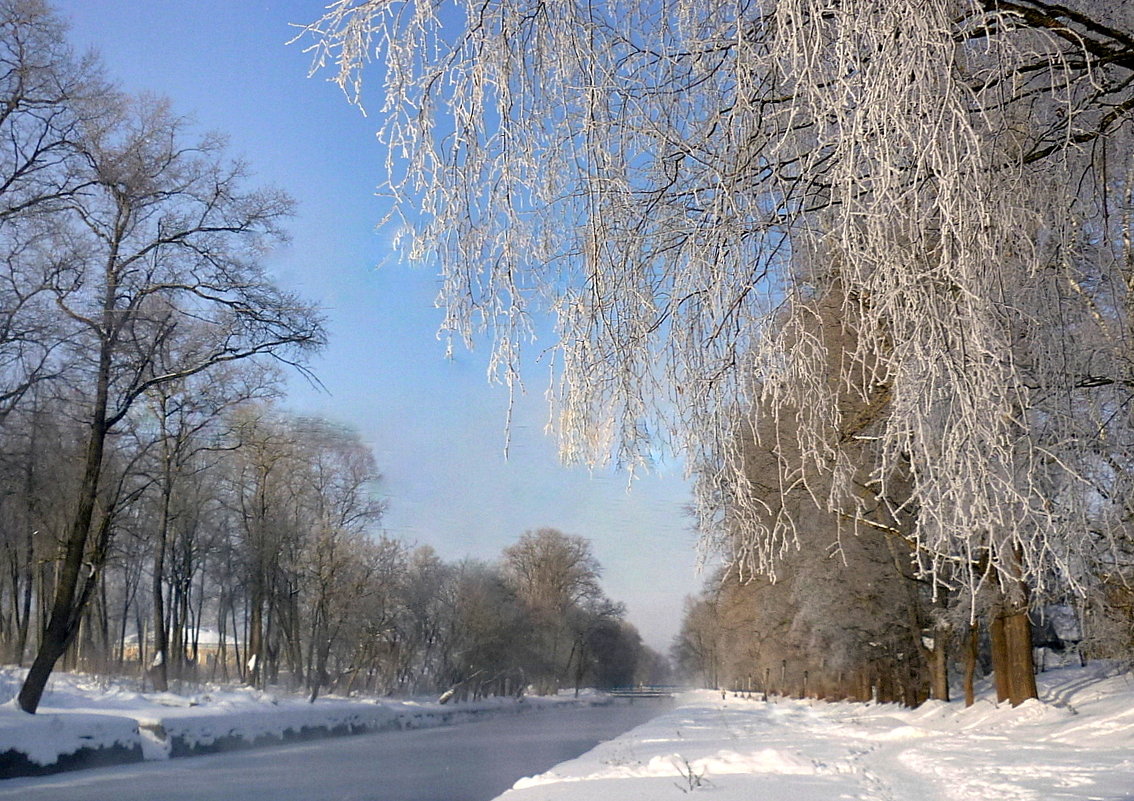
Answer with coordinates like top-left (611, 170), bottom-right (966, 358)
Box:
top-left (389, 545), bottom-right (452, 693)
top-left (0, 391), bottom-right (81, 664)
top-left (17, 92), bottom-right (323, 713)
top-left (442, 559), bottom-right (533, 700)
top-left (0, 0), bottom-right (108, 422)
top-left (672, 594), bottom-right (723, 690)
top-left (504, 529), bottom-right (602, 618)
top-left (222, 403), bottom-right (306, 690)
top-left (145, 361), bottom-right (279, 691)
top-left (293, 416), bottom-right (387, 700)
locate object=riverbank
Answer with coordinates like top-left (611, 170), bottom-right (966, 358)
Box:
top-left (0, 668), bottom-right (615, 779)
top-left (495, 662), bottom-right (1134, 801)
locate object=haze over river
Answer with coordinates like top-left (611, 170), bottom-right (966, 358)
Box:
top-left (0, 700), bottom-right (670, 801)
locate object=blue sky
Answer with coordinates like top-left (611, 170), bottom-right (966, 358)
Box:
top-left (54, 0), bottom-right (704, 651)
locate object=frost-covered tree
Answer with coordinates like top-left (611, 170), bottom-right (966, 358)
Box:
top-left (302, 1), bottom-right (1134, 702)
top-left (504, 529), bottom-right (603, 618)
top-left (503, 528), bottom-right (604, 692)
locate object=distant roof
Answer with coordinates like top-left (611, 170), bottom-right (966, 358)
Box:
top-left (122, 627), bottom-right (242, 646)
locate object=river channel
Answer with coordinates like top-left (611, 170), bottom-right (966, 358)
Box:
top-left (0, 699), bottom-right (671, 801)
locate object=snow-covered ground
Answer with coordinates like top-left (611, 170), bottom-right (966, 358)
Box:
top-left (496, 664), bottom-right (1134, 801)
top-left (0, 668), bottom-right (612, 776)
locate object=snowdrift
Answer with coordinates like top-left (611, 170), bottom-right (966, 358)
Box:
top-left (497, 664), bottom-right (1134, 801)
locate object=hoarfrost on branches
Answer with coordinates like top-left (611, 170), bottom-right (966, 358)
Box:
top-left (298, 1), bottom-right (1134, 599)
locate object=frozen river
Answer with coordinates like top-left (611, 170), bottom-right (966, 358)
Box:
top-left (0, 700), bottom-right (670, 801)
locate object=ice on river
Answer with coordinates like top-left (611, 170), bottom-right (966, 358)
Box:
top-left (0, 667), bottom-right (619, 771)
top-left (0, 699), bottom-right (665, 801)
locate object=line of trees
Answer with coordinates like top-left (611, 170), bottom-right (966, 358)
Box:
top-left (0, 0), bottom-right (325, 713)
top-left (671, 287), bottom-right (1132, 705)
top-left (0, 1), bottom-right (666, 710)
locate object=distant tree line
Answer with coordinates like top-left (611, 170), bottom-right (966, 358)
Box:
top-left (1, 401), bottom-right (663, 698)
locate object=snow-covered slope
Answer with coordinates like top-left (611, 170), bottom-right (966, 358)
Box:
top-left (497, 664), bottom-right (1134, 801)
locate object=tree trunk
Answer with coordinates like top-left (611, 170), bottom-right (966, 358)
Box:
top-left (989, 614), bottom-right (1011, 703)
top-left (964, 622), bottom-right (979, 707)
top-left (1003, 607), bottom-right (1037, 706)
top-left (16, 244), bottom-right (122, 715)
top-left (15, 529), bottom-right (33, 665)
top-left (929, 627), bottom-right (950, 702)
top-left (990, 607), bottom-right (1037, 706)
top-left (6, 547), bottom-right (20, 661)
top-left (232, 600), bottom-right (243, 682)
top-left (94, 573), bottom-right (111, 671)
top-left (135, 613), bottom-right (146, 671)
top-left (991, 550), bottom-right (1038, 707)
top-left (17, 416), bottom-right (109, 713)
top-left (15, 416), bottom-right (40, 667)
top-left (116, 581), bottom-right (131, 669)
top-left (248, 593), bottom-right (264, 688)
top-left (151, 510), bottom-right (169, 691)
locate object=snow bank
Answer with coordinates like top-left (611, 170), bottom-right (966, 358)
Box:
top-left (0, 668), bottom-right (610, 779)
top-left (497, 664), bottom-right (1134, 801)
top-left (0, 706), bottom-right (142, 777)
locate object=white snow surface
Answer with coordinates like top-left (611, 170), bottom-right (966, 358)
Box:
top-left (0, 668), bottom-right (604, 768)
top-left (497, 664), bottom-right (1134, 801)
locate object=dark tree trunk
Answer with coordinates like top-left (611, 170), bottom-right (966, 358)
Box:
top-left (17, 415), bottom-right (109, 714)
top-left (15, 531), bottom-right (33, 665)
top-left (248, 594), bottom-right (264, 687)
top-left (231, 600), bottom-right (243, 682)
top-left (116, 578), bottom-right (131, 669)
top-left (15, 417), bottom-right (40, 666)
top-left (93, 573), bottom-right (111, 671)
top-left (16, 237), bottom-right (121, 715)
top-left (151, 513), bottom-right (169, 691)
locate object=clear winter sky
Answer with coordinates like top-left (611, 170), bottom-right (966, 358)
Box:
top-left (53, 1), bottom-right (704, 652)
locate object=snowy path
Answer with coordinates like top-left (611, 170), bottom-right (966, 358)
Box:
top-left (0, 701), bottom-right (668, 801)
top-left (496, 667), bottom-right (1134, 801)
